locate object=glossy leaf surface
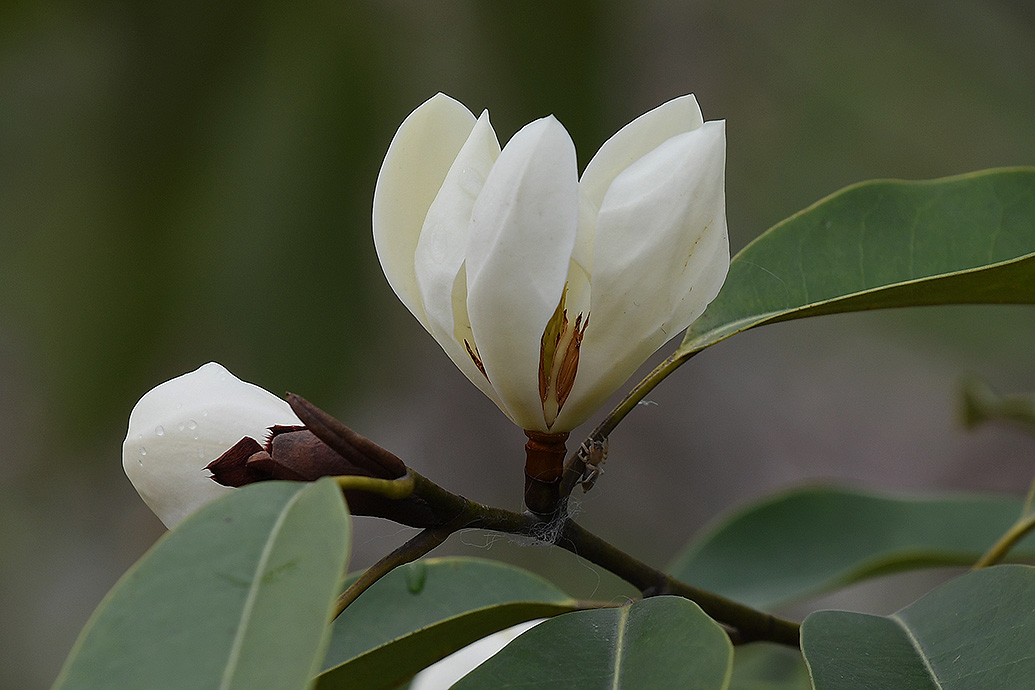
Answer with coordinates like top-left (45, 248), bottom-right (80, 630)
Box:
top-left (802, 565), bottom-right (1035, 689)
top-left (451, 596), bottom-right (733, 690)
top-left (680, 168), bottom-right (1035, 356)
top-left (53, 479), bottom-right (351, 690)
top-left (670, 486), bottom-right (1034, 610)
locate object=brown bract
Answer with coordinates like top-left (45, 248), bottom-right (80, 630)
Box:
top-left (207, 426), bottom-right (438, 527)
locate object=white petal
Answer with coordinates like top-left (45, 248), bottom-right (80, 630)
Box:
top-left (373, 93), bottom-right (478, 329)
top-left (466, 116), bottom-right (579, 430)
top-left (122, 362), bottom-right (301, 528)
top-left (554, 120), bottom-right (728, 430)
top-left (410, 620), bottom-right (543, 689)
top-left (415, 111), bottom-right (500, 357)
top-left (410, 111), bottom-right (507, 412)
top-left (579, 94), bottom-right (704, 211)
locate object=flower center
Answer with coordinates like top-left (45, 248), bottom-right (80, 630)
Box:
top-left (539, 284), bottom-right (589, 428)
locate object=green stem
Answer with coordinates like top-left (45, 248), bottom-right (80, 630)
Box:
top-left (332, 526), bottom-right (452, 619)
top-left (334, 473), bottom-right (415, 499)
top-left (973, 512), bottom-right (1035, 570)
top-left (560, 352), bottom-right (694, 499)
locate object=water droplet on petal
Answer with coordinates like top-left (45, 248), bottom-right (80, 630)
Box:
top-left (459, 166), bottom-right (485, 197)
top-left (155, 426), bottom-right (165, 436)
top-left (140, 447), bottom-right (147, 456)
top-left (187, 420), bottom-right (197, 430)
top-left (202, 410), bottom-right (209, 417)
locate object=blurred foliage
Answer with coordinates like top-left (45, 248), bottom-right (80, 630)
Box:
top-left (1, 0), bottom-right (1033, 687)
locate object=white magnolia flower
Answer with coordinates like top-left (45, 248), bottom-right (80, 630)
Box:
top-left (374, 93), bottom-right (728, 433)
top-left (122, 362), bottom-right (300, 528)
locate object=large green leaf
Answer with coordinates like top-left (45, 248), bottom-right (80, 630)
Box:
top-left (728, 644), bottom-right (811, 690)
top-left (317, 557), bottom-right (581, 690)
top-left (669, 486), bottom-right (1035, 610)
top-left (680, 168), bottom-right (1035, 356)
top-left (802, 564), bottom-right (1035, 689)
top-left (52, 479), bottom-right (351, 690)
top-left (451, 596), bottom-right (733, 690)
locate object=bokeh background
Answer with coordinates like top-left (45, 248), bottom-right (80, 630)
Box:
top-left (2, 1), bottom-right (1034, 686)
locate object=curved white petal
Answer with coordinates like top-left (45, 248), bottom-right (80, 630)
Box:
top-left (373, 93), bottom-right (477, 330)
top-left (410, 620), bottom-right (543, 689)
top-left (579, 94), bottom-right (704, 212)
top-left (122, 362), bottom-right (301, 528)
top-left (415, 111), bottom-right (500, 341)
top-left (553, 120), bottom-right (728, 430)
top-left (466, 116), bottom-right (579, 430)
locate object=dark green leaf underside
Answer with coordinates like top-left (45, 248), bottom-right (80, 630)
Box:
top-left (681, 168), bottom-right (1035, 355)
top-left (670, 486), bottom-right (1035, 610)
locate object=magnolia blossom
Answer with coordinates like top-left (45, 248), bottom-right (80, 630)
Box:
top-left (374, 93), bottom-right (728, 433)
top-left (122, 362), bottom-right (301, 528)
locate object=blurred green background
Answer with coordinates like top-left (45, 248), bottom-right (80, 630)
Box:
top-left (2, 1), bottom-right (1034, 687)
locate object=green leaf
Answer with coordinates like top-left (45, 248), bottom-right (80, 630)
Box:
top-left (802, 564), bottom-right (1035, 689)
top-left (52, 479), bottom-right (350, 690)
top-left (669, 486), bottom-right (1035, 610)
top-left (451, 597), bottom-right (733, 690)
top-left (317, 557), bottom-right (581, 690)
top-left (680, 168), bottom-right (1035, 356)
top-left (729, 644), bottom-right (811, 690)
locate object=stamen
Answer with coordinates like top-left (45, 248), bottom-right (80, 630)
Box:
top-left (464, 339), bottom-right (489, 380)
top-left (555, 313), bottom-right (588, 411)
top-left (538, 283), bottom-right (589, 428)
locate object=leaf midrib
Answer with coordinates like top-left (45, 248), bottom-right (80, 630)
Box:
top-left (218, 489), bottom-right (304, 690)
top-left (890, 613), bottom-right (945, 690)
top-left (610, 606), bottom-right (630, 690)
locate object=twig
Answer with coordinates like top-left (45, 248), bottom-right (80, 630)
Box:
top-left (333, 527), bottom-right (452, 619)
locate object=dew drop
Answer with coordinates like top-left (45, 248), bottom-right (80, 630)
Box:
top-left (187, 420), bottom-right (198, 430)
top-left (140, 447), bottom-right (148, 456)
top-left (459, 166), bottom-right (485, 197)
top-left (155, 425), bottom-right (165, 436)
top-left (202, 410), bottom-right (209, 417)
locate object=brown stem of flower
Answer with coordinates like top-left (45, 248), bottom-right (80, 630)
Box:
top-left (523, 430), bottom-right (569, 518)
